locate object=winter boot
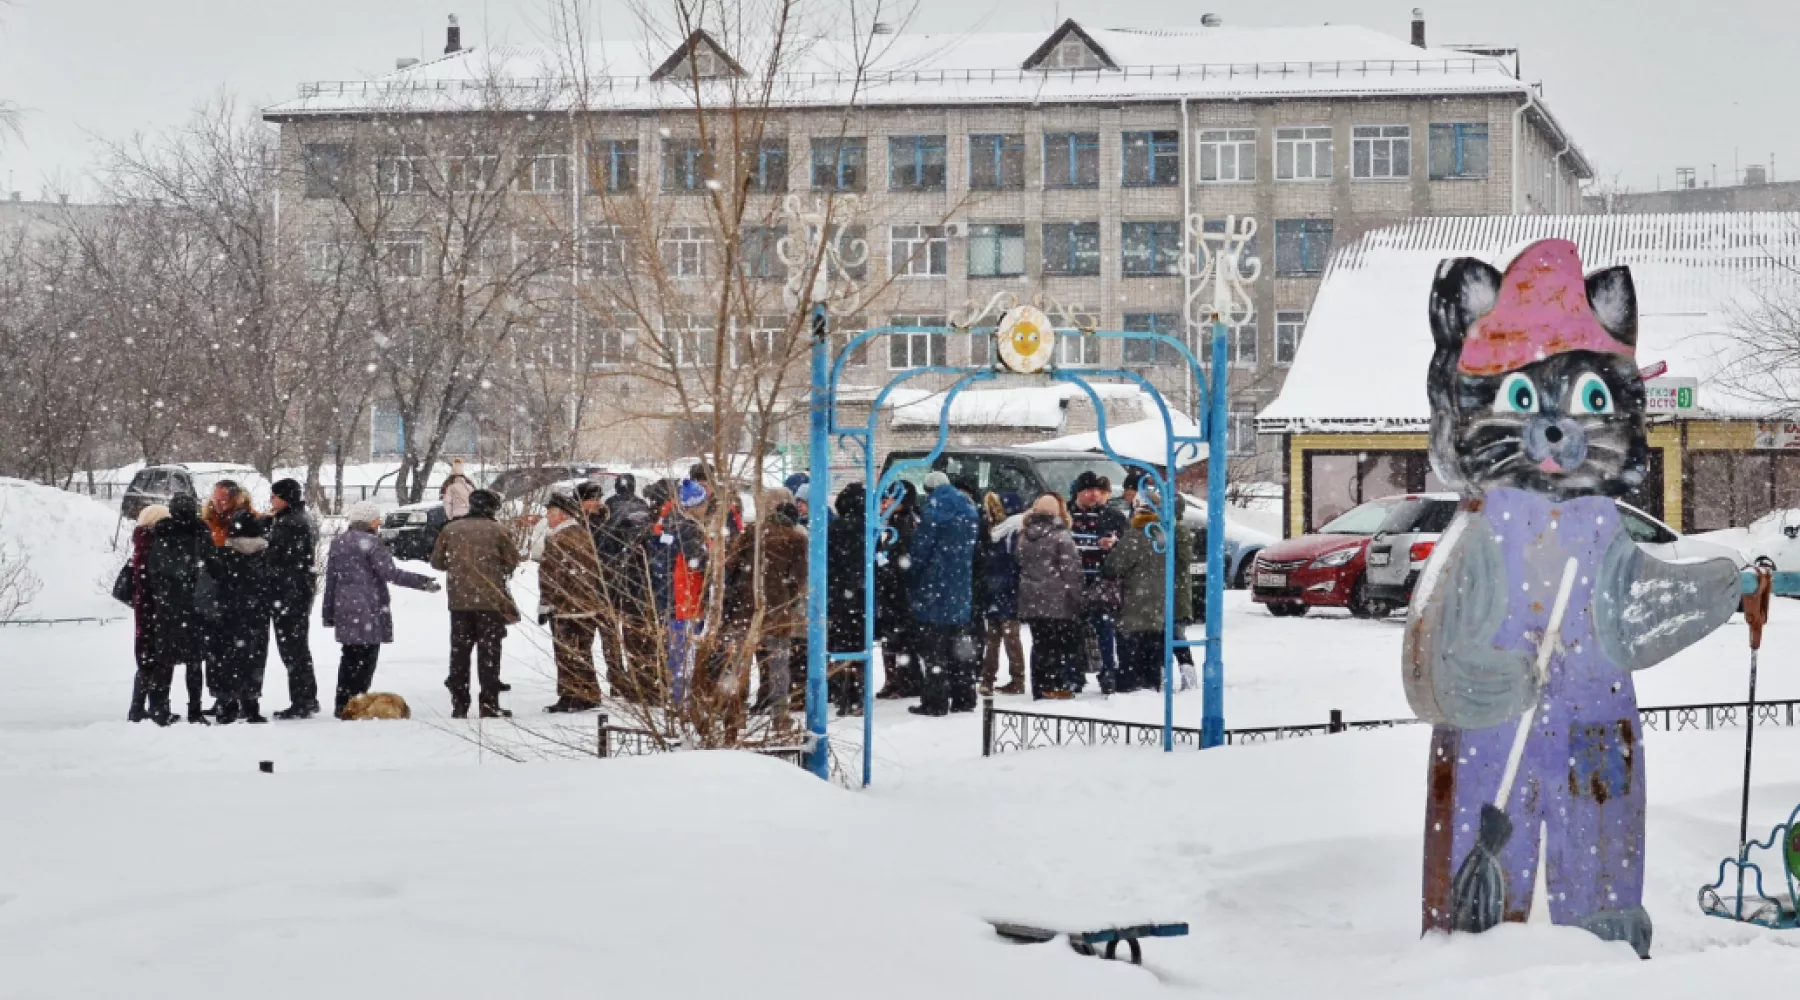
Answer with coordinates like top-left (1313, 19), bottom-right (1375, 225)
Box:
top-left (241, 700), bottom-right (268, 724)
top-left (273, 701), bottom-right (318, 721)
top-left (543, 697), bottom-right (577, 714)
top-left (147, 694), bottom-right (180, 727)
top-left (214, 699), bottom-right (240, 725)
top-left (478, 695), bottom-right (511, 719)
top-left (128, 672), bottom-right (149, 722)
top-left (450, 698), bottom-right (471, 720)
top-left (187, 700), bottom-right (210, 725)
top-left (997, 679), bottom-right (1026, 696)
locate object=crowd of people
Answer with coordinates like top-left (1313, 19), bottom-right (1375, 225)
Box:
top-left (119, 459), bottom-right (1198, 728)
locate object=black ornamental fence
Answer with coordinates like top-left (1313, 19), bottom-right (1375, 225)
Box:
top-left (981, 697), bottom-right (1800, 757)
top-left (596, 714), bottom-right (812, 770)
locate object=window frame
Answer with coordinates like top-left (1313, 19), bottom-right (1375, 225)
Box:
top-left (1275, 126), bottom-right (1333, 182)
top-left (1228, 321), bottom-right (1258, 369)
top-left (1428, 122), bottom-right (1491, 180)
top-left (1043, 132), bottom-right (1100, 189)
top-left (744, 137), bottom-right (789, 194)
top-left (519, 141), bottom-right (571, 194)
top-left (966, 223), bottom-right (1026, 279)
top-left (1197, 129), bottom-right (1257, 184)
top-left (660, 225), bottom-right (712, 279)
top-left (1055, 334), bottom-right (1101, 368)
top-left (661, 137), bottom-right (713, 194)
top-left (1350, 124), bottom-right (1411, 180)
top-left (302, 143), bottom-right (352, 199)
top-left (968, 133), bottom-right (1026, 191)
top-left (1275, 310), bottom-right (1306, 366)
top-left (1121, 130), bottom-right (1181, 187)
top-left (1121, 313), bottom-right (1183, 366)
top-left (382, 231), bottom-right (426, 278)
top-left (446, 146), bottom-right (500, 193)
top-left (373, 143), bottom-right (428, 196)
top-left (1226, 408), bottom-right (1258, 457)
top-left (587, 138), bottom-right (639, 193)
top-left (1274, 218), bottom-right (1335, 277)
top-left (738, 225), bottom-right (788, 281)
top-left (888, 135), bottom-right (948, 192)
top-left (1120, 220), bottom-right (1182, 278)
top-left (1042, 221), bottom-right (1101, 277)
top-left (889, 224), bottom-right (948, 279)
top-left (809, 137), bottom-right (867, 192)
top-left (887, 315), bottom-right (949, 370)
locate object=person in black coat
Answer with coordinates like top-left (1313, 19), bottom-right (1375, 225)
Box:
top-left (826, 482), bottom-right (869, 715)
top-left (600, 479), bottom-right (657, 698)
top-left (202, 510), bottom-right (274, 724)
top-left (142, 494), bottom-right (213, 725)
top-left (873, 480), bottom-right (920, 699)
top-left (265, 479), bottom-right (321, 720)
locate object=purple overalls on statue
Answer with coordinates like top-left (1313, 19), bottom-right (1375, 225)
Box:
top-left (1424, 487), bottom-right (1647, 938)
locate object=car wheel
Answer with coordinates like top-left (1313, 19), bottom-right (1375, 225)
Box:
top-left (1285, 602), bottom-right (1309, 618)
top-left (1265, 602), bottom-right (1289, 618)
top-left (1349, 575), bottom-right (1375, 619)
top-left (1233, 553), bottom-right (1258, 590)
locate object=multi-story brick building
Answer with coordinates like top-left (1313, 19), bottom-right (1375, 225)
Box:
top-left (263, 13), bottom-right (1590, 474)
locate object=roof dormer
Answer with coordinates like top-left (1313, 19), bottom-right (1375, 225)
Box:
top-left (1022, 20), bottom-right (1118, 72)
top-left (650, 29), bottom-right (745, 82)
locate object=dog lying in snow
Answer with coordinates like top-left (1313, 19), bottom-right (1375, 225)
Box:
top-left (342, 693), bottom-right (411, 720)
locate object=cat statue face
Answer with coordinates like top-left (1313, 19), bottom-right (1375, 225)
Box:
top-left (1426, 239), bottom-right (1648, 501)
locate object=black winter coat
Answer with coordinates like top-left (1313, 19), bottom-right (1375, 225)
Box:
top-left (142, 514), bottom-right (213, 663)
top-left (874, 504), bottom-right (917, 643)
top-left (263, 504), bottom-right (318, 615)
top-left (826, 484), bottom-right (868, 653)
top-left (601, 496), bottom-right (656, 616)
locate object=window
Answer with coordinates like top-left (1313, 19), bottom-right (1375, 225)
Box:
top-left (833, 315), bottom-right (870, 368)
top-left (969, 332), bottom-right (994, 367)
top-left (662, 138), bottom-right (712, 193)
top-left (1122, 313), bottom-right (1182, 366)
top-left (1197, 129), bottom-right (1256, 183)
top-left (519, 142), bottom-right (570, 193)
top-left (662, 316), bottom-right (718, 366)
top-left (890, 224), bottom-right (947, 277)
top-left (1055, 334), bottom-right (1100, 368)
top-left (581, 225), bottom-right (629, 277)
top-left (1275, 127), bottom-right (1333, 181)
top-left (660, 225), bottom-right (711, 278)
top-left (731, 317), bottom-right (788, 367)
top-left (823, 224), bottom-right (868, 281)
top-left (1122, 130), bottom-right (1180, 186)
top-left (374, 144), bottom-right (427, 195)
top-left (1351, 125), bottom-right (1410, 179)
top-left (969, 134), bottom-right (1025, 190)
top-left (1226, 408), bottom-right (1257, 457)
top-left (1275, 311), bottom-right (1305, 365)
top-left (1042, 37), bottom-right (1104, 70)
top-left (1274, 219), bottom-right (1334, 276)
top-left (1044, 132), bottom-right (1099, 188)
top-left (744, 138), bottom-right (788, 193)
top-left (1203, 218), bottom-right (1259, 280)
top-left (447, 146), bottom-right (499, 193)
top-left (810, 137), bottom-right (866, 191)
top-left (1429, 123), bottom-right (1490, 179)
top-left (303, 143), bottom-right (350, 198)
top-left (739, 225), bottom-right (787, 280)
top-left (888, 315), bottom-right (948, 369)
top-left (580, 315), bottom-right (628, 366)
top-left (515, 230), bottom-right (571, 275)
top-left (967, 223), bottom-right (1025, 278)
top-left (1228, 322), bottom-right (1258, 368)
top-left (1121, 221), bottom-right (1181, 277)
top-left (383, 231), bottom-right (425, 278)
top-left (446, 238), bottom-right (498, 278)
top-left (304, 240), bottom-right (348, 276)
top-left (587, 139), bottom-right (638, 192)
top-left (889, 135), bottom-right (947, 192)
top-left (1042, 221), bottom-right (1100, 276)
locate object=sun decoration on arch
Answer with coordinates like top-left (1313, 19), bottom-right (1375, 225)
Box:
top-left (996, 305), bottom-right (1056, 374)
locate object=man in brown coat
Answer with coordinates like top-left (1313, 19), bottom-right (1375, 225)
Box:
top-left (429, 488), bottom-right (520, 718)
top-left (539, 492), bottom-right (605, 713)
top-left (722, 489), bottom-right (808, 730)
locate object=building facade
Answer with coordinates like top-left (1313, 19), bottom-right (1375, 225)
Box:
top-left (263, 16), bottom-right (1590, 473)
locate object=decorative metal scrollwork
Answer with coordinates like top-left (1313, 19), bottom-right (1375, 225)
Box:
top-left (777, 193), bottom-right (869, 313)
top-left (950, 290), bottom-right (1097, 332)
top-left (1181, 213), bottom-right (1261, 331)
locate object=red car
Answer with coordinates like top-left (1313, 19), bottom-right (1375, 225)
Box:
top-left (1250, 496), bottom-right (1405, 618)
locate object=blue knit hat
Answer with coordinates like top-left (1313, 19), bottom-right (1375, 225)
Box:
top-left (783, 472), bottom-right (810, 494)
top-left (678, 478), bottom-right (708, 509)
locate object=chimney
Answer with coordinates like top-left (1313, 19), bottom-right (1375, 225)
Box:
top-left (1410, 8), bottom-right (1426, 47)
top-left (1745, 164), bottom-right (1768, 187)
top-left (445, 14), bottom-right (462, 54)
top-left (1201, 13), bottom-right (1223, 27)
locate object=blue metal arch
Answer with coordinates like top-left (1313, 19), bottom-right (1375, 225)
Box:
top-left (805, 317), bottom-right (1231, 783)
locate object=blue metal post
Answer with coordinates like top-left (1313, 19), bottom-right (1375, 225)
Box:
top-left (804, 303), bottom-right (831, 779)
top-left (1202, 317), bottom-right (1228, 748)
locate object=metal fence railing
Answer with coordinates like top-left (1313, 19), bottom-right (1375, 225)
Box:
top-left (981, 697), bottom-right (1800, 757)
top-left (596, 715), bottom-right (811, 770)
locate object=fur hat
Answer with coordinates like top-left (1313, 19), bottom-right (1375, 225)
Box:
top-left (137, 504), bottom-right (171, 528)
top-left (1071, 470), bottom-right (1106, 498)
top-left (922, 471), bottom-right (951, 491)
top-left (468, 489), bottom-right (502, 518)
top-left (1122, 467), bottom-right (1147, 493)
top-left (574, 482), bottom-right (605, 503)
top-left (270, 478), bottom-right (304, 506)
top-left (678, 478), bottom-right (708, 509)
top-left (227, 509), bottom-right (265, 539)
top-left (344, 500), bottom-right (382, 526)
top-left (168, 494), bottom-right (199, 520)
top-left (547, 491), bottom-right (584, 519)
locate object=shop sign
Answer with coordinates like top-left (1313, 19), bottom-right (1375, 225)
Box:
top-left (1644, 377), bottom-right (1697, 415)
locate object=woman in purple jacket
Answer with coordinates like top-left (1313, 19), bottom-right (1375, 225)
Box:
top-left (322, 502), bottom-right (440, 718)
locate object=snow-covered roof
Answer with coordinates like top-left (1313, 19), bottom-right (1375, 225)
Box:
top-left (1024, 415), bottom-right (1207, 469)
top-left (1258, 212), bottom-right (1800, 432)
top-left (262, 21), bottom-right (1584, 174)
top-left (887, 382), bottom-right (1144, 431)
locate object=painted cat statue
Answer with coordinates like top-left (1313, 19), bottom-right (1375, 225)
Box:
top-left (1405, 239), bottom-right (1742, 958)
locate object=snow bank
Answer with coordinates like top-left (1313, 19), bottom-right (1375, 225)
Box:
top-left (1026, 413), bottom-right (1207, 468)
top-left (0, 478), bottom-right (129, 620)
top-left (889, 383), bottom-right (1146, 430)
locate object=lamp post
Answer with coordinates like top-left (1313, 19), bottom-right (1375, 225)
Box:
top-left (777, 194), bottom-right (866, 779)
top-left (1183, 215), bottom-right (1260, 748)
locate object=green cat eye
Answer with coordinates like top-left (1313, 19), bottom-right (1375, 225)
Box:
top-left (1494, 372), bottom-right (1538, 413)
top-left (1573, 373), bottom-right (1614, 414)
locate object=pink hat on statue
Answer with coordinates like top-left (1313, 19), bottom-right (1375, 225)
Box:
top-left (1456, 239), bottom-right (1633, 376)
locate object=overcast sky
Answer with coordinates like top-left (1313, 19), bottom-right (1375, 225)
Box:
top-left (1, 0), bottom-right (1795, 200)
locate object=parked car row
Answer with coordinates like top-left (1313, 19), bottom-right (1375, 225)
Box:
top-left (1251, 493), bottom-right (1746, 619)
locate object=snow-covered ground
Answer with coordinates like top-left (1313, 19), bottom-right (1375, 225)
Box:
top-left (4, 482), bottom-right (1800, 997)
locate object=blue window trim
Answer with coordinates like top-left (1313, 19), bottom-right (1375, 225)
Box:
top-left (1275, 219), bottom-right (1334, 276)
top-left (603, 140), bottom-right (635, 192)
top-left (1043, 222), bottom-right (1099, 275)
top-left (969, 134), bottom-right (1023, 189)
top-left (1122, 221), bottom-right (1180, 276)
top-left (1430, 123), bottom-right (1489, 179)
top-left (754, 140), bottom-right (785, 191)
top-left (889, 135), bottom-right (947, 191)
top-left (1122, 130), bottom-right (1180, 187)
top-left (1044, 132), bottom-right (1100, 188)
top-left (811, 138), bottom-right (864, 190)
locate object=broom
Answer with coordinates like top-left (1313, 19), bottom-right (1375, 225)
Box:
top-left (1450, 556), bottom-right (1579, 933)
